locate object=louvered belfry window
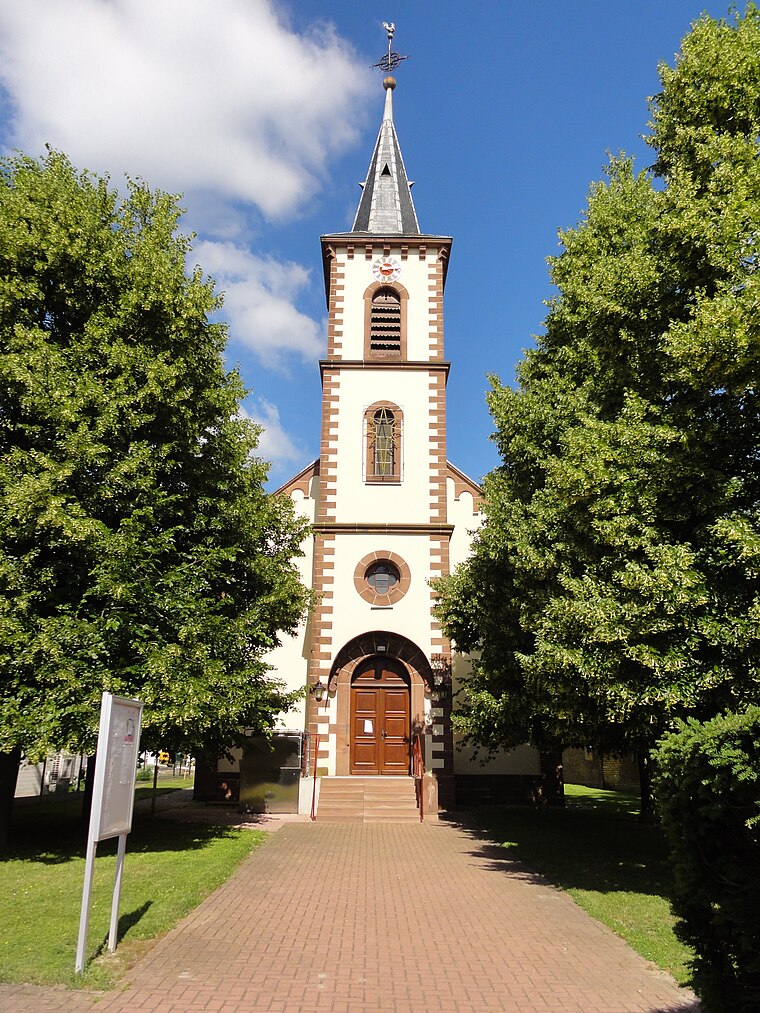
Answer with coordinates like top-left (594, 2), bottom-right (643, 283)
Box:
top-left (369, 287), bottom-right (402, 357)
top-left (373, 407), bottom-right (395, 477)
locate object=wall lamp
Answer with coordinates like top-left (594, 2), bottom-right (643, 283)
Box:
top-left (430, 654), bottom-right (452, 702)
top-left (310, 677), bottom-right (326, 703)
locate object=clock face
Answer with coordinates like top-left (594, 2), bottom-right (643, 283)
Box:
top-left (372, 256), bottom-right (401, 283)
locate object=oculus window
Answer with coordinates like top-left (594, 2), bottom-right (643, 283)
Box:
top-left (366, 560), bottom-right (400, 595)
top-left (354, 552), bottom-right (411, 606)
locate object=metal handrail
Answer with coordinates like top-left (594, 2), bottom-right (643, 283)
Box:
top-left (412, 733), bottom-right (424, 822)
top-left (310, 730), bottom-right (319, 821)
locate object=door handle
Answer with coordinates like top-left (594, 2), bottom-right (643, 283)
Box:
top-left (380, 730), bottom-right (387, 739)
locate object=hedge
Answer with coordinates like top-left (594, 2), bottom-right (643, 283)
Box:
top-left (654, 708), bottom-right (760, 1013)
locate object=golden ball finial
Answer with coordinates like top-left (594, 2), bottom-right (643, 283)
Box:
top-left (383, 75), bottom-right (396, 91)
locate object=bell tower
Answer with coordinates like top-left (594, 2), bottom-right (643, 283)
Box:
top-left (303, 38), bottom-right (462, 803)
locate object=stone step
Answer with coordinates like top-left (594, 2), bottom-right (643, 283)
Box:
top-left (317, 776), bottom-right (423, 823)
top-left (318, 791), bottom-right (365, 801)
top-left (364, 815), bottom-right (421, 823)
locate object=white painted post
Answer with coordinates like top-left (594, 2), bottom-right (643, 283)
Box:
top-left (108, 833), bottom-right (127, 952)
top-left (75, 835), bottom-right (98, 973)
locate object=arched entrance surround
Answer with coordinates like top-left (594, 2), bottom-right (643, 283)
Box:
top-left (328, 632), bottom-right (434, 777)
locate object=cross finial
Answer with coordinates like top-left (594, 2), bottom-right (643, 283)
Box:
top-left (371, 21), bottom-right (409, 74)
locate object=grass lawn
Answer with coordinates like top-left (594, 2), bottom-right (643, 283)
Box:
top-left (474, 784), bottom-right (694, 986)
top-left (134, 777), bottom-right (193, 799)
top-left (1, 792), bottom-right (264, 990)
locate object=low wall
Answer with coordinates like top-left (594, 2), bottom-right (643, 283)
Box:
top-left (563, 748), bottom-right (640, 794)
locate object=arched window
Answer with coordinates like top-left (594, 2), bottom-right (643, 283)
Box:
top-left (369, 288), bottom-right (401, 357)
top-left (363, 283), bottom-right (407, 360)
top-left (364, 401), bottom-right (403, 483)
top-left (373, 407), bottom-right (395, 477)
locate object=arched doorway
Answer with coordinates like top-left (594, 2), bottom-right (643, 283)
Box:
top-left (350, 656), bottom-right (410, 775)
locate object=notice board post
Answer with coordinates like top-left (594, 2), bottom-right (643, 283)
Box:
top-left (75, 692), bottom-right (142, 974)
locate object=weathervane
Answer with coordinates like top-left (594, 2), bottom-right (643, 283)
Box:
top-left (370, 21), bottom-right (409, 74)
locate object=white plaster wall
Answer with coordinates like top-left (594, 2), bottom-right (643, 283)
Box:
top-left (269, 626), bottom-right (310, 729)
top-left (446, 480), bottom-right (483, 567)
top-left (265, 487), bottom-right (316, 729)
top-left (336, 249), bottom-right (436, 362)
top-left (291, 481), bottom-right (318, 524)
top-left (330, 533), bottom-right (435, 657)
top-left (333, 369), bottom-right (435, 524)
top-left (454, 741), bottom-right (541, 776)
top-left (218, 747), bottom-right (242, 773)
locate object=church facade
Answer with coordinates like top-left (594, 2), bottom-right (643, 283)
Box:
top-left (205, 75), bottom-right (541, 813)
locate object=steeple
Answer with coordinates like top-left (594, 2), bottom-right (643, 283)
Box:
top-left (351, 27), bottom-right (419, 236)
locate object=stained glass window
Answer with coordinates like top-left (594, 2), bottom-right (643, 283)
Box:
top-left (373, 407), bottom-right (395, 477)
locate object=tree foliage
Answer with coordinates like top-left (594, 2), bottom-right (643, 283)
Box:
top-left (654, 708), bottom-right (760, 1012)
top-left (435, 6), bottom-right (760, 759)
top-left (0, 150), bottom-right (310, 763)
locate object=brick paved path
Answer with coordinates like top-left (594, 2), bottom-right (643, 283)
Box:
top-left (0, 819), bottom-right (700, 1013)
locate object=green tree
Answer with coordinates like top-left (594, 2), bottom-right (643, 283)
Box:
top-left (434, 6), bottom-right (760, 802)
top-left (0, 151), bottom-right (310, 843)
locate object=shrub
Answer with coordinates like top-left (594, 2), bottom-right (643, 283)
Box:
top-left (135, 766), bottom-right (154, 782)
top-left (654, 708), bottom-right (760, 1012)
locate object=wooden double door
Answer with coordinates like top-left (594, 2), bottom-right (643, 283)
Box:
top-left (350, 657), bottom-right (410, 775)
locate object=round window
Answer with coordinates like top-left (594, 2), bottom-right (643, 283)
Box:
top-left (354, 551), bottom-right (410, 605)
top-left (366, 560), bottom-right (400, 595)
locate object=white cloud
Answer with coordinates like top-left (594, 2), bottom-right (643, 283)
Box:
top-left (241, 399), bottom-right (306, 475)
top-left (0, 0), bottom-right (372, 221)
top-left (194, 239), bottom-right (324, 368)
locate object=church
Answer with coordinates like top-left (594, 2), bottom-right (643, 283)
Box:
top-left (203, 63), bottom-right (541, 817)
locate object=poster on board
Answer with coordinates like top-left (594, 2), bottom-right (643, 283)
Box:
top-left (90, 694), bottom-right (143, 842)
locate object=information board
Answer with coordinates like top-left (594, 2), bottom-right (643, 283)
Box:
top-left (90, 694), bottom-right (143, 841)
top-left (76, 692), bottom-right (143, 973)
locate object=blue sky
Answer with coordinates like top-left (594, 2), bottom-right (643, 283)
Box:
top-left (0, 1), bottom-right (733, 486)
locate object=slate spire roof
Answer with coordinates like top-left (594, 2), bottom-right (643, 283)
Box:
top-left (351, 79), bottom-right (420, 235)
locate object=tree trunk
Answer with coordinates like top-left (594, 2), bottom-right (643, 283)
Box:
top-left (150, 759), bottom-right (159, 817)
top-left (540, 748), bottom-right (565, 806)
top-left (0, 748), bottom-right (21, 852)
top-left (637, 748), bottom-right (655, 821)
top-left (81, 751), bottom-right (96, 828)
